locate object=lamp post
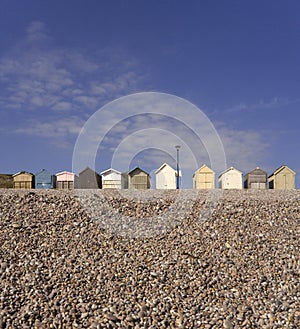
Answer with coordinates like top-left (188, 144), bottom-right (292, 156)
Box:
top-left (175, 145), bottom-right (181, 189)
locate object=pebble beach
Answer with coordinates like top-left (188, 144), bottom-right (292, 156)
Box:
top-left (0, 189), bottom-right (299, 328)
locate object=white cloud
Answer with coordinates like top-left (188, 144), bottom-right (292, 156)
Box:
top-left (74, 95), bottom-right (99, 108)
top-left (15, 116), bottom-right (85, 138)
top-left (110, 128), bottom-right (199, 172)
top-left (52, 101), bottom-right (73, 111)
top-left (25, 21), bottom-right (50, 43)
top-left (218, 126), bottom-right (269, 172)
top-left (89, 71), bottom-right (142, 98)
top-left (0, 21), bottom-right (148, 113)
top-left (71, 93), bottom-right (271, 186)
top-left (65, 52), bottom-right (99, 73)
top-left (223, 97), bottom-right (300, 114)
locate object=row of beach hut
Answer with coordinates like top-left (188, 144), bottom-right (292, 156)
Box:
top-left (0, 164), bottom-right (296, 190)
top-left (0, 167), bottom-right (150, 190)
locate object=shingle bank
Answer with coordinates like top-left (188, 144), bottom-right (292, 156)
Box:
top-left (0, 190), bottom-right (299, 328)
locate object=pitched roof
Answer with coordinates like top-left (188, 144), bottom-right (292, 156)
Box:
top-left (154, 163), bottom-right (175, 174)
top-left (13, 171), bottom-right (33, 177)
top-left (128, 167), bottom-right (149, 176)
top-left (100, 168), bottom-right (121, 176)
top-left (35, 169), bottom-right (52, 176)
top-left (193, 164), bottom-right (214, 176)
top-left (268, 165), bottom-right (296, 178)
top-left (245, 167), bottom-right (267, 177)
top-left (55, 171), bottom-right (76, 176)
top-left (218, 166), bottom-right (242, 178)
top-left (79, 166), bottom-right (100, 176)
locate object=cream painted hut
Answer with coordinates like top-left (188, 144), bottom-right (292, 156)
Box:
top-left (101, 168), bottom-right (122, 189)
top-left (218, 167), bottom-right (243, 189)
top-left (13, 171), bottom-right (34, 189)
top-left (268, 165), bottom-right (296, 190)
top-left (155, 163), bottom-right (180, 189)
top-left (56, 171), bottom-right (78, 190)
top-left (193, 164), bottom-right (215, 189)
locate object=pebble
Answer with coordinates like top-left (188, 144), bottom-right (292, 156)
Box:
top-left (223, 319), bottom-right (233, 329)
top-left (0, 189), bottom-right (299, 328)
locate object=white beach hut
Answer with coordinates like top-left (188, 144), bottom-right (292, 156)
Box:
top-left (218, 167), bottom-right (243, 189)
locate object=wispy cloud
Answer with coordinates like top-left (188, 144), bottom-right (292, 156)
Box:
top-left (0, 21), bottom-right (148, 114)
top-left (109, 125), bottom-right (269, 174)
top-left (223, 97), bottom-right (300, 114)
top-left (71, 93), bottom-right (270, 182)
top-left (25, 21), bottom-right (51, 43)
top-left (218, 125), bottom-right (269, 172)
top-left (14, 116), bottom-right (84, 138)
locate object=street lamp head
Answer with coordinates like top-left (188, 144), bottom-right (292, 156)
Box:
top-left (175, 145), bottom-right (181, 150)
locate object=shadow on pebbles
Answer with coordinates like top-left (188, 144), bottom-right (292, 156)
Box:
top-left (0, 189), bottom-right (299, 328)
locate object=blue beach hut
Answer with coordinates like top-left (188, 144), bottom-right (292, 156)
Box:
top-left (35, 169), bottom-right (55, 189)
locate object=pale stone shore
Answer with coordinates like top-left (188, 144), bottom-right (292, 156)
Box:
top-left (0, 190), bottom-right (299, 328)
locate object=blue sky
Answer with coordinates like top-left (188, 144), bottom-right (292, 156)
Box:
top-left (0, 0), bottom-right (299, 188)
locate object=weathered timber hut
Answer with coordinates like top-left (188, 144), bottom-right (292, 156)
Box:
top-left (35, 169), bottom-right (55, 189)
top-left (101, 168), bottom-right (122, 189)
top-left (13, 172), bottom-right (34, 189)
top-left (155, 163), bottom-right (178, 189)
top-left (218, 167), bottom-right (243, 189)
top-left (56, 171), bottom-right (78, 190)
top-left (0, 174), bottom-right (13, 188)
top-left (193, 164), bottom-right (215, 189)
top-left (268, 165), bottom-right (296, 190)
top-left (244, 167), bottom-right (267, 189)
top-left (78, 167), bottom-right (101, 189)
top-left (128, 167), bottom-right (150, 189)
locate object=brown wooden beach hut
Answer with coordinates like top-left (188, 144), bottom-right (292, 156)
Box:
top-left (13, 172), bottom-right (34, 189)
top-left (128, 167), bottom-right (150, 189)
top-left (244, 167), bottom-right (267, 189)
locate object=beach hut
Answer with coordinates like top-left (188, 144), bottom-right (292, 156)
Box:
top-left (244, 167), bottom-right (267, 189)
top-left (35, 169), bottom-right (55, 189)
top-left (218, 167), bottom-right (243, 189)
top-left (155, 163), bottom-right (179, 189)
top-left (128, 167), bottom-right (150, 189)
top-left (193, 164), bottom-right (215, 189)
top-left (0, 174), bottom-right (13, 188)
top-left (268, 165), bottom-right (296, 190)
top-left (101, 168), bottom-right (122, 189)
top-left (13, 172), bottom-right (34, 189)
top-left (78, 167), bottom-right (101, 189)
top-left (56, 171), bottom-right (78, 190)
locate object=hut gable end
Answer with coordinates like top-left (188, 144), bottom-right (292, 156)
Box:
top-left (129, 167), bottom-right (150, 189)
top-left (218, 167), bottom-right (243, 190)
top-left (13, 171), bottom-right (34, 189)
top-left (78, 167), bottom-right (101, 189)
top-left (244, 167), bottom-right (267, 189)
top-left (193, 164), bottom-right (215, 189)
top-left (35, 169), bottom-right (55, 189)
top-left (101, 168), bottom-right (122, 189)
top-left (56, 171), bottom-right (78, 189)
top-left (268, 165), bottom-right (296, 189)
top-left (155, 163), bottom-right (177, 189)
